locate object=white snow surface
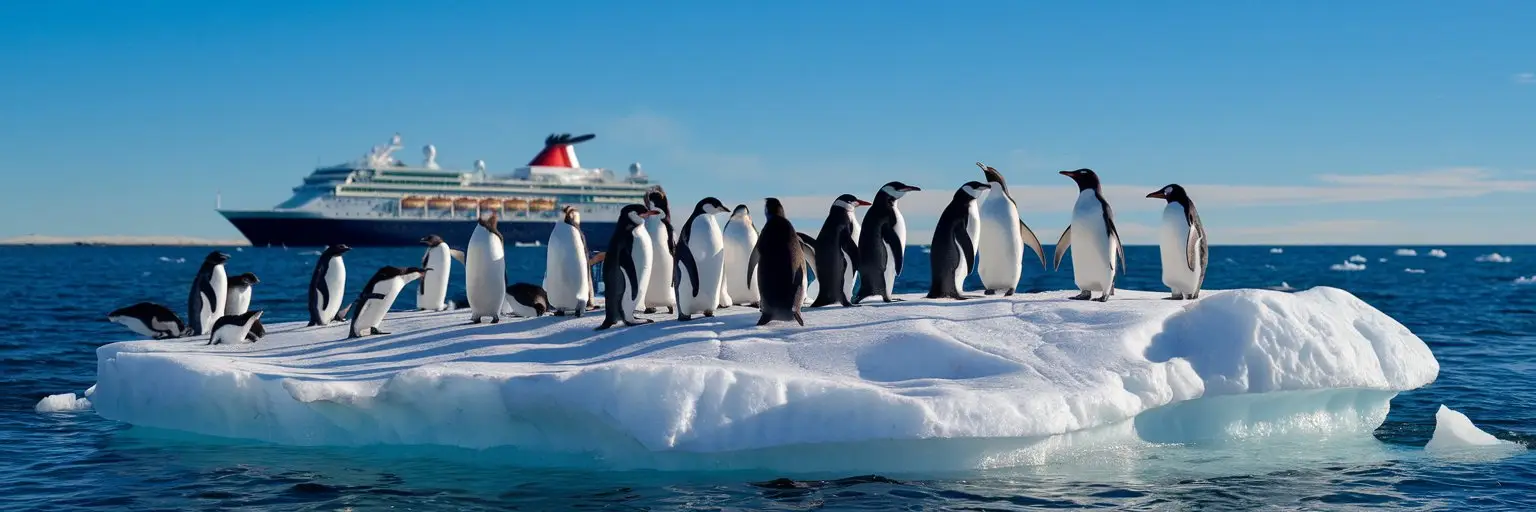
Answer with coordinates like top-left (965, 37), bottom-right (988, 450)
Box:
top-left (1426, 405), bottom-right (1524, 454)
top-left (36, 393), bottom-right (93, 413)
top-left (90, 287), bottom-right (1439, 471)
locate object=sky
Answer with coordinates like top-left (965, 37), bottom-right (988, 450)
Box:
top-left (1, 1), bottom-right (1534, 244)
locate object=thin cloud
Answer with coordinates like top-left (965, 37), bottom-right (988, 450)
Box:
top-left (1515, 72), bottom-right (1536, 85)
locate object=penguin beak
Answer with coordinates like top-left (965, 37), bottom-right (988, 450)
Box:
top-left (1058, 170), bottom-right (1074, 177)
top-left (900, 185), bottom-right (921, 192)
top-left (1146, 190), bottom-right (1167, 199)
top-left (639, 210), bottom-right (658, 218)
top-left (855, 199), bottom-right (872, 207)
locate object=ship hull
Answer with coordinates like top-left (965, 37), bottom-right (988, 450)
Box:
top-left (221, 212), bottom-right (623, 250)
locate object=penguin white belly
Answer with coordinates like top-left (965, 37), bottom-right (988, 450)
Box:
top-left (543, 224), bottom-right (590, 313)
top-left (977, 195), bottom-right (1024, 290)
top-left (1159, 204), bottom-right (1200, 295)
top-left (679, 219), bottom-right (726, 315)
top-left (417, 245), bottom-right (451, 311)
top-left (957, 202), bottom-right (981, 292)
top-left (322, 257), bottom-right (346, 320)
top-left (354, 279), bottom-right (406, 335)
top-left (624, 227), bottom-right (655, 321)
top-left (642, 218), bottom-right (675, 309)
top-left (505, 294), bottom-right (540, 317)
top-left (883, 208), bottom-right (907, 290)
top-left (113, 317), bottom-right (158, 338)
top-left (210, 323), bottom-right (253, 345)
top-left (466, 228), bottom-right (506, 318)
top-left (226, 287), bottom-right (251, 316)
top-left (722, 224), bottom-right (758, 305)
top-left (198, 267), bottom-right (227, 330)
top-left (1069, 191), bottom-right (1115, 292)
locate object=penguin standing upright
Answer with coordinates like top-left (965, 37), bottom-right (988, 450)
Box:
top-left (597, 205), bottom-right (657, 330)
top-left (975, 163), bottom-right (1048, 296)
top-left (349, 266), bottom-right (428, 338)
top-left (186, 251), bottom-right (230, 336)
top-left (465, 213), bottom-right (506, 323)
top-left (640, 186), bottom-right (678, 314)
top-left (1053, 169), bottom-right (1126, 302)
top-left (1147, 184), bottom-right (1208, 300)
top-left (544, 206), bottom-right (591, 316)
top-left (854, 182), bottom-right (921, 303)
top-left (809, 194), bottom-right (869, 307)
top-left (307, 244), bottom-right (351, 326)
top-left (721, 204), bottom-right (760, 306)
top-left (673, 197), bottom-right (730, 321)
top-left (927, 181), bottom-right (991, 300)
top-left (416, 235), bottom-right (458, 311)
top-left (748, 198), bottom-right (809, 326)
top-left (225, 272), bottom-right (264, 341)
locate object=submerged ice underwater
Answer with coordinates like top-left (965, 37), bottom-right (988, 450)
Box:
top-left (14, 175), bottom-right (1536, 508)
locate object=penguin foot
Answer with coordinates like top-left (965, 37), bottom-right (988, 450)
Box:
top-left (1188, 292), bottom-right (1200, 299)
top-left (719, 304), bottom-right (731, 310)
top-left (1004, 288), bottom-right (1016, 297)
top-left (678, 314), bottom-right (694, 322)
top-left (841, 301), bottom-right (858, 307)
top-left (624, 318), bottom-right (654, 326)
top-left (1070, 291), bottom-right (1092, 300)
top-left (595, 320), bottom-right (615, 331)
top-left (704, 311), bottom-right (715, 318)
top-left (984, 290), bottom-right (996, 296)
top-left (667, 306), bottom-right (676, 314)
top-left (371, 328), bottom-right (390, 335)
top-left (574, 309), bottom-right (583, 318)
top-left (793, 312), bottom-right (805, 326)
top-left (748, 302), bottom-right (760, 309)
top-left (1093, 294), bottom-right (1109, 303)
top-left (884, 297), bottom-right (904, 303)
top-left (470, 317), bottom-right (483, 324)
top-left (555, 310), bottom-right (567, 317)
top-left (644, 307), bottom-right (657, 314)
top-left (756, 314), bottom-right (771, 326)
top-left (491, 316), bottom-right (501, 324)
top-left (1164, 295), bottom-right (1183, 300)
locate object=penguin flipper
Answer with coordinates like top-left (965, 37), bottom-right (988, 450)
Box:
top-left (674, 241), bottom-right (701, 296)
top-left (449, 249), bottom-right (467, 264)
top-left (1019, 220), bottom-right (1048, 270)
top-left (840, 231), bottom-right (860, 267)
top-left (336, 301), bottom-right (354, 322)
top-left (1052, 227), bottom-right (1072, 271)
top-left (1112, 231), bottom-right (1127, 275)
top-left (747, 241), bottom-right (760, 285)
top-left (1186, 228), bottom-right (1202, 273)
top-left (881, 225), bottom-right (904, 276)
top-left (797, 234), bottom-right (818, 279)
top-left (956, 226), bottom-right (977, 276)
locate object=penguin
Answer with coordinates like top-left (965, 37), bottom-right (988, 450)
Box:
top-left (747, 198), bottom-right (809, 326)
top-left (721, 204), bottom-right (760, 307)
top-left (1053, 169), bottom-right (1127, 302)
top-left (974, 163), bottom-right (1048, 296)
top-left (225, 272), bottom-right (264, 341)
top-left (544, 206), bottom-right (591, 317)
top-left (186, 251), bottom-right (230, 336)
top-left (107, 302), bottom-right (185, 339)
top-left (927, 181), bottom-right (991, 300)
top-left (466, 213), bottom-right (507, 323)
top-left (416, 235), bottom-right (459, 311)
top-left (673, 197), bottom-right (730, 321)
top-left (853, 181), bottom-right (921, 303)
top-left (809, 194), bottom-right (869, 307)
top-left (306, 244), bottom-right (351, 326)
top-left (1147, 184), bottom-right (1208, 300)
top-left (207, 310), bottom-right (264, 346)
top-left (505, 282), bottom-right (551, 318)
top-left (640, 186), bottom-right (678, 314)
top-left (349, 266), bottom-right (428, 338)
top-left (597, 204), bottom-right (657, 330)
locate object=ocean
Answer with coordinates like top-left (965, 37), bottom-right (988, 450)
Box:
top-left (3, 244), bottom-right (1534, 510)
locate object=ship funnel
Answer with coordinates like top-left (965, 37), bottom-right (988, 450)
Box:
top-left (527, 133), bottom-right (595, 168)
top-left (423, 144), bottom-right (439, 169)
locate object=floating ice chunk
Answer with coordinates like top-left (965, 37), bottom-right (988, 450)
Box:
top-left (1330, 261), bottom-right (1366, 272)
top-left (1269, 248), bottom-right (1284, 254)
top-left (1427, 249), bottom-right (1447, 258)
top-left (1426, 405), bottom-right (1524, 457)
top-left (1394, 249), bottom-right (1417, 257)
top-left (84, 384), bottom-right (96, 397)
top-left (1378, 258), bottom-right (1388, 263)
top-left (90, 287), bottom-right (1438, 472)
top-left (1348, 255), bottom-right (1368, 263)
top-left (1514, 276), bottom-right (1536, 285)
top-left (1404, 269), bottom-right (1425, 274)
top-left (1476, 253), bottom-right (1513, 263)
top-left (35, 393), bottom-right (92, 413)
top-left (1269, 282), bottom-right (1296, 291)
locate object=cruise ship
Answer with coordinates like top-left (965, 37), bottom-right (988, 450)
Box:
top-left (219, 133), bottom-right (654, 250)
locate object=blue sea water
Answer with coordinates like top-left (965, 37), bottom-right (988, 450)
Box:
top-left (3, 244), bottom-right (1534, 510)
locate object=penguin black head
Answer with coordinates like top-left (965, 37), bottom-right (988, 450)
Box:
top-left (619, 204), bottom-right (656, 227)
top-left (833, 194), bottom-right (871, 210)
top-left (1059, 168), bottom-right (1101, 191)
top-left (1146, 184), bottom-right (1192, 204)
top-left (693, 197), bottom-right (729, 216)
top-left (204, 251), bottom-right (231, 264)
top-left (322, 244), bottom-right (351, 258)
top-left (959, 181), bottom-right (992, 199)
top-left (976, 162), bottom-right (1007, 188)
top-left (645, 185), bottom-right (670, 213)
top-left (420, 235), bottom-right (444, 247)
top-left (764, 198), bottom-right (788, 219)
top-left (477, 212), bottom-right (500, 233)
top-left (561, 205), bottom-right (582, 226)
top-left (878, 181), bottom-right (922, 199)
top-left (231, 272), bottom-right (260, 286)
top-left (730, 204), bottom-right (751, 219)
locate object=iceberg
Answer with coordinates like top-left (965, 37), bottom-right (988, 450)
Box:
top-left (89, 287), bottom-right (1438, 472)
top-left (1394, 249), bottom-right (1417, 256)
top-left (1476, 253), bottom-right (1513, 263)
top-left (1269, 248), bottom-right (1284, 254)
top-left (1427, 249), bottom-right (1447, 258)
top-left (1330, 261), bottom-right (1367, 272)
top-left (1425, 405), bottom-right (1524, 458)
top-left (1347, 255), bottom-right (1368, 263)
top-left (36, 392), bottom-right (93, 413)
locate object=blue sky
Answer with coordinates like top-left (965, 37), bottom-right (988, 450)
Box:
top-left (1, 1), bottom-right (1533, 244)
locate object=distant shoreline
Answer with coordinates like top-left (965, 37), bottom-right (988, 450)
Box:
top-left (0, 235), bottom-right (251, 247)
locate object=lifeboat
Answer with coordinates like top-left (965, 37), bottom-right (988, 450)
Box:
top-left (454, 197), bottom-right (480, 210)
top-left (505, 198), bottom-right (529, 210)
top-left (400, 196), bottom-right (427, 209)
top-left (528, 198), bottom-right (556, 212)
top-left (479, 198), bottom-right (503, 210)
top-left (427, 197), bottom-right (454, 209)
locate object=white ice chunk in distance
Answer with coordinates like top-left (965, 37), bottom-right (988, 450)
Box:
top-left (1476, 253), bottom-right (1513, 263)
top-left (1394, 249), bottom-right (1417, 256)
top-left (36, 393), bottom-right (92, 413)
top-left (1426, 405), bottom-right (1525, 457)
